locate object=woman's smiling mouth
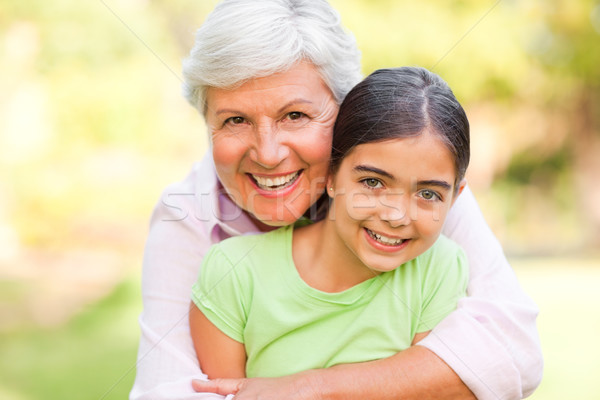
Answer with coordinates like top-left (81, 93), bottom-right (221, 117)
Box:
top-left (249, 171), bottom-right (302, 191)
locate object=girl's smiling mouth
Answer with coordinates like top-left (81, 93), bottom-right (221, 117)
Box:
top-left (365, 228), bottom-right (408, 247)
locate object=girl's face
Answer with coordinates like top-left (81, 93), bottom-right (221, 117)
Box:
top-left (327, 130), bottom-right (465, 273)
top-left (205, 62), bottom-right (338, 229)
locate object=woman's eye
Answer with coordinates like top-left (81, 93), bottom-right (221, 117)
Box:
top-left (224, 116), bottom-right (246, 126)
top-left (279, 111), bottom-right (310, 130)
top-left (419, 189), bottom-right (440, 201)
top-left (362, 178), bottom-right (383, 189)
top-left (286, 111), bottom-right (306, 121)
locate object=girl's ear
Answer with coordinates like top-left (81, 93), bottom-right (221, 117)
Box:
top-left (326, 175), bottom-right (335, 199)
top-left (451, 179), bottom-right (467, 206)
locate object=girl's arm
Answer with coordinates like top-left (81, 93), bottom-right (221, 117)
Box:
top-left (411, 331), bottom-right (430, 345)
top-left (189, 302), bottom-right (246, 379)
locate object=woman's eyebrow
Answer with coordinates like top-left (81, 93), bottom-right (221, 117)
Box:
top-left (214, 99), bottom-right (312, 116)
top-left (277, 99), bottom-right (312, 113)
top-left (353, 165), bottom-right (395, 180)
top-left (215, 108), bottom-right (244, 116)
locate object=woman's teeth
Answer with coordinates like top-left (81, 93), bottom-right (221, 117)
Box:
top-left (367, 229), bottom-right (405, 246)
top-left (252, 171), bottom-right (300, 190)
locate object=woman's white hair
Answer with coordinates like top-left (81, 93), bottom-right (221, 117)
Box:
top-left (181, 0), bottom-right (362, 114)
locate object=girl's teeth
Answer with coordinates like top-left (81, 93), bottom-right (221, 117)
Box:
top-left (253, 172), bottom-right (300, 190)
top-left (367, 229), bottom-right (404, 246)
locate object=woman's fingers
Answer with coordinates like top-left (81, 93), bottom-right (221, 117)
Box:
top-left (192, 378), bottom-right (245, 395)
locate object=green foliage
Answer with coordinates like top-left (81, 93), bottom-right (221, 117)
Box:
top-left (504, 145), bottom-right (572, 187)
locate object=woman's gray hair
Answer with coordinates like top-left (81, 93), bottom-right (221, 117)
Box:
top-left (182, 0), bottom-right (362, 114)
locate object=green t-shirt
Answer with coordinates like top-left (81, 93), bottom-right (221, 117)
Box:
top-left (192, 225), bottom-right (468, 378)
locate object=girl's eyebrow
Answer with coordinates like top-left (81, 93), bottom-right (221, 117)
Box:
top-left (353, 165), bottom-right (453, 191)
top-left (417, 180), bottom-right (452, 191)
top-left (353, 165), bottom-right (395, 180)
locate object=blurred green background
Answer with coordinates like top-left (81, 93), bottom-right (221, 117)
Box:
top-left (1, 0), bottom-right (599, 398)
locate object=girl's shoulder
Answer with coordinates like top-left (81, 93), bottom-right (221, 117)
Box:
top-left (200, 226), bottom-right (293, 288)
top-left (429, 234), bottom-right (465, 254)
top-left (415, 234), bottom-right (468, 270)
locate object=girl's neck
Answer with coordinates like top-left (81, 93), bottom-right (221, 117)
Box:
top-left (292, 218), bottom-right (379, 293)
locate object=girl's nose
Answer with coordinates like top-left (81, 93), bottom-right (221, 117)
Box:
top-left (379, 198), bottom-right (411, 227)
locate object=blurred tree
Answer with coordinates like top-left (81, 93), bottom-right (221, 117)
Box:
top-left (513, 0), bottom-right (600, 248)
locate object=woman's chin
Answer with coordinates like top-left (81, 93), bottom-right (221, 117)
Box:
top-left (247, 202), bottom-right (311, 229)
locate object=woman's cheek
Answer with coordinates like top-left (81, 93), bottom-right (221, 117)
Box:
top-left (212, 135), bottom-right (244, 167)
top-left (316, 125), bottom-right (334, 156)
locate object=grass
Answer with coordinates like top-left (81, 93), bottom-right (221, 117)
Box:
top-left (512, 257), bottom-right (600, 400)
top-left (0, 279), bottom-right (141, 400)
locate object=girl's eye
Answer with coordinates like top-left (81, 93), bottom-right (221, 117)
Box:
top-left (362, 178), bottom-right (383, 189)
top-left (419, 189), bottom-right (441, 201)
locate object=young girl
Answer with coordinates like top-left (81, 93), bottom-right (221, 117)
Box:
top-left (190, 66), bottom-right (470, 379)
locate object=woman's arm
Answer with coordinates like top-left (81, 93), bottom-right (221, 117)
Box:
top-left (130, 157), bottom-right (235, 400)
top-left (421, 184), bottom-right (543, 399)
top-left (189, 303), bottom-right (246, 379)
top-left (193, 344), bottom-right (474, 400)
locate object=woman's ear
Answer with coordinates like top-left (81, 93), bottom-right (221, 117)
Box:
top-left (451, 179), bottom-right (467, 206)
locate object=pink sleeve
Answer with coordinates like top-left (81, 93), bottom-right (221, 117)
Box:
top-left (418, 185), bottom-right (543, 399)
top-left (129, 169), bottom-right (225, 399)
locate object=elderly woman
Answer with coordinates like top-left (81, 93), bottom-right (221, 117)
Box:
top-left (130, 1), bottom-right (543, 399)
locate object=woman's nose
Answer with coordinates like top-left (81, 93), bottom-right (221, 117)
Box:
top-left (249, 123), bottom-right (290, 169)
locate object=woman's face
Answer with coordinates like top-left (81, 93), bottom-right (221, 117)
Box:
top-left (205, 62), bottom-right (338, 228)
top-left (327, 131), bottom-right (465, 273)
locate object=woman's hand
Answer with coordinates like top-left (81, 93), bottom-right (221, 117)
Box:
top-left (192, 371), bottom-right (322, 400)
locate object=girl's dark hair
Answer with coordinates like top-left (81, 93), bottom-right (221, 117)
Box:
top-left (330, 67), bottom-right (470, 187)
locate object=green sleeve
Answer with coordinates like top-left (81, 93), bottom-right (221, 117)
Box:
top-left (416, 238), bottom-right (469, 333)
top-left (191, 244), bottom-right (249, 343)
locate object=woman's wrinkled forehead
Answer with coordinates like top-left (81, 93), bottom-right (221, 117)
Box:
top-left (204, 62), bottom-right (336, 113)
